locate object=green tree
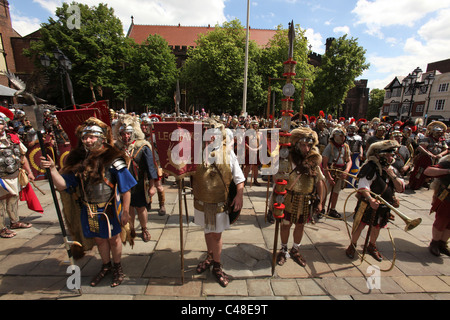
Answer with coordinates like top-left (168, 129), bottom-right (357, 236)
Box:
top-left (123, 35), bottom-right (178, 112)
top-left (368, 88), bottom-right (385, 119)
top-left (25, 2), bottom-right (128, 107)
top-left (259, 24), bottom-right (315, 118)
top-left (180, 19), bottom-right (265, 115)
top-left (310, 35), bottom-right (370, 116)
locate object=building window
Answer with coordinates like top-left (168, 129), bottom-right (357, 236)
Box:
top-left (438, 83), bottom-right (449, 92)
top-left (385, 91), bottom-right (391, 99)
top-left (0, 34), bottom-right (7, 72)
top-left (415, 104), bottom-right (424, 113)
top-left (392, 87), bottom-right (402, 97)
top-left (435, 99), bottom-right (446, 111)
top-left (401, 103), bottom-right (410, 114)
top-left (389, 103), bottom-right (398, 113)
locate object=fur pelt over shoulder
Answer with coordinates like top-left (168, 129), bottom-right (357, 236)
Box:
top-left (289, 127), bottom-right (322, 176)
top-left (60, 143), bottom-right (127, 184)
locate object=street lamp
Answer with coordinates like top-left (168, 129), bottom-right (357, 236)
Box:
top-left (402, 67), bottom-right (423, 119)
top-left (424, 72), bottom-right (435, 125)
top-left (40, 48), bottom-right (76, 108)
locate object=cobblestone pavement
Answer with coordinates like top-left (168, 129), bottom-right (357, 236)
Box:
top-left (0, 176), bottom-right (448, 301)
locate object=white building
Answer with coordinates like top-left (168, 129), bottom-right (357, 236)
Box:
top-left (381, 59), bottom-right (450, 125)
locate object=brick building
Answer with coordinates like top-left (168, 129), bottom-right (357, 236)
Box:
top-left (0, 0), bottom-right (19, 87)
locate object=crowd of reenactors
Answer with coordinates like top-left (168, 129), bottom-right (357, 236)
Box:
top-left (3, 105), bottom-right (450, 287)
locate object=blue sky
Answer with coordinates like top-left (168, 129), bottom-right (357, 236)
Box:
top-left (8, 0), bottom-right (450, 90)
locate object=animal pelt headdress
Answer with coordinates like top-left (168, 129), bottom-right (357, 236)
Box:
top-left (289, 127), bottom-right (322, 175)
top-left (364, 139), bottom-right (400, 175)
top-left (113, 114), bottom-right (152, 152)
top-left (60, 117), bottom-right (127, 183)
top-left (426, 121), bottom-right (447, 137)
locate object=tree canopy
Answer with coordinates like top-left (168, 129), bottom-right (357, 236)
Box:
top-left (24, 2), bottom-right (370, 116)
top-left (310, 35), bottom-right (370, 116)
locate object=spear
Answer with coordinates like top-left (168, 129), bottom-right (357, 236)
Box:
top-left (23, 104), bottom-right (82, 295)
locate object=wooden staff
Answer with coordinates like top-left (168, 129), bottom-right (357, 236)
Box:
top-left (178, 178), bottom-right (185, 284)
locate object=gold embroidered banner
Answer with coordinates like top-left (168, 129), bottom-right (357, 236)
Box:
top-left (153, 122), bottom-right (203, 179)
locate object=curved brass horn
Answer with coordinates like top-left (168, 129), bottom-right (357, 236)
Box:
top-left (332, 167), bottom-right (422, 232)
top-left (373, 194), bottom-right (422, 232)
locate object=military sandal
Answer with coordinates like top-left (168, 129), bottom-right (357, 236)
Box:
top-left (90, 262), bottom-right (112, 287)
top-left (212, 262), bottom-right (230, 287)
top-left (289, 247), bottom-right (306, 267)
top-left (111, 262), bottom-right (124, 287)
top-left (196, 253), bottom-right (213, 274)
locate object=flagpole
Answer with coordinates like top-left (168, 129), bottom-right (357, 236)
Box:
top-left (242, 0), bottom-right (250, 117)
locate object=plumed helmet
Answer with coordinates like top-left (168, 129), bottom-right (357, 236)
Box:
top-left (0, 106), bottom-right (14, 124)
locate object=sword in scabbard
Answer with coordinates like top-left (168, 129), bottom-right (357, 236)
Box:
top-left (23, 104), bottom-right (82, 295)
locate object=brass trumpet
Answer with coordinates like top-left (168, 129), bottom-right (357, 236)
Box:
top-left (373, 194), bottom-right (422, 232)
top-left (330, 168), bottom-right (422, 232)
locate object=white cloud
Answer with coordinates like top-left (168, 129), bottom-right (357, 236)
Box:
top-left (9, 3), bottom-right (43, 36)
top-left (353, 0), bottom-right (450, 90)
top-left (352, 0), bottom-right (450, 39)
top-left (418, 8), bottom-right (450, 42)
top-left (333, 26), bottom-right (350, 35)
top-left (31, 0), bottom-right (227, 32)
top-left (32, 0), bottom-right (61, 14)
top-left (10, 14), bottom-right (41, 37)
top-left (304, 28), bottom-right (324, 54)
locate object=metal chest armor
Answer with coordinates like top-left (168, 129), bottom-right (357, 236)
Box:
top-left (284, 168), bottom-right (316, 223)
top-left (80, 158), bottom-right (126, 204)
top-left (0, 136), bottom-right (21, 178)
top-left (193, 162), bottom-right (232, 207)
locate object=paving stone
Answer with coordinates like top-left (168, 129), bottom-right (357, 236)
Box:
top-left (296, 278), bottom-right (328, 296)
top-left (270, 279), bottom-right (301, 296)
top-left (145, 278), bottom-right (202, 297)
top-left (247, 279), bottom-right (273, 296)
top-left (0, 179), bottom-right (447, 300)
top-left (409, 276), bottom-right (450, 292)
top-left (202, 279), bottom-right (248, 297)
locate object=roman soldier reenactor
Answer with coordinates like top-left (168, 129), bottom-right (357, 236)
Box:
top-left (424, 155), bottom-right (450, 256)
top-left (274, 127), bottom-right (325, 267)
top-left (346, 140), bottom-right (405, 261)
top-left (409, 121), bottom-right (449, 190)
top-left (322, 126), bottom-right (352, 218)
top-left (114, 114), bottom-right (158, 242)
top-left (40, 117), bottom-right (137, 287)
top-left (313, 111), bottom-right (330, 154)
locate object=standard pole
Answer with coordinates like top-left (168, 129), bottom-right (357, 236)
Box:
top-left (242, 0), bottom-right (250, 117)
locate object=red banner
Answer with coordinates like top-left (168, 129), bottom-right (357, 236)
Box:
top-left (79, 100), bottom-right (111, 127)
top-left (55, 100), bottom-right (111, 148)
top-left (153, 122), bottom-right (203, 179)
top-left (54, 109), bottom-right (97, 148)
